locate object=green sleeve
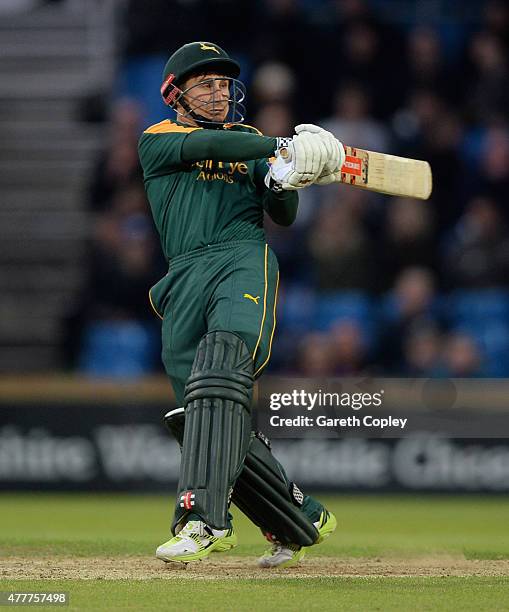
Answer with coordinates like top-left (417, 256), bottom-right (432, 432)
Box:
top-left (253, 158), bottom-right (299, 227)
top-left (181, 130), bottom-right (277, 163)
top-left (138, 132), bottom-right (189, 178)
top-left (262, 189), bottom-right (299, 227)
top-left (139, 129), bottom-right (277, 178)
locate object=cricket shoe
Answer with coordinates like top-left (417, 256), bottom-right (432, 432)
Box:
top-left (156, 520), bottom-right (237, 563)
top-left (314, 508), bottom-right (337, 544)
top-left (257, 509), bottom-right (337, 569)
top-left (257, 541), bottom-right (306, 568)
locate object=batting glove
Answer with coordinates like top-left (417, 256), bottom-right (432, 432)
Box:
top-left (294, 124), bottom-right (345, 185)
top-left (264, 133), bottom-right (329, 191)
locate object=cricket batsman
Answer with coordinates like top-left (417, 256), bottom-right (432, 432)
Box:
top-left (138, 42), bottom-right (344, 568)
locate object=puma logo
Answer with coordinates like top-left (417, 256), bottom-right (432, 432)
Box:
top-left (244, 293), bottom-right (260, 305)
top-left (200, 43), bottom-right (220, 54)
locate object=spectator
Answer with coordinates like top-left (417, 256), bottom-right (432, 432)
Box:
top-left (402, 324), bottom-right (443, 377)
top-left (378, 267), bottom-right (439, 372)
top-left (88, 99), bottom-right (144, 212)
top-left (308, 190), bottom-right (375, 291)
top-left (404, 27), bottom-right (455, 104)
top-left (330, 320), bottom-right (370, 375)
top-left (482, 0), bottom-right (509, 42)
top-left (254, 103), bottom-right (295, 138)
top-left (322, 83), bottom-right (390, 154)
top-left (251, 62), bottom-right (296, 105)
top-left (252, 1), bottom-right (319, 117)
top-left (438, 332), bottom-right (483, 377)
top-left (378, 197), bottom-right (437, 291)
top-left (296, 332), bottom-right (337, 377)
top-left (472, 126), bottom-right (509, 208)
top-left (295, 321), bottom-right (368, 376)
top-left (87, 212), bottom-right (162, 320)
top-left (393, 89), bottom-right (465, 232)
top-left (442, 196), bottom-right (509, 289)
top-left (464, 31), bottom-right (508, 124)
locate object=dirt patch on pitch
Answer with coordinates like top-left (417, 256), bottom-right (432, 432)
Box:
top-left (2, 555), bottom-right (509, 580)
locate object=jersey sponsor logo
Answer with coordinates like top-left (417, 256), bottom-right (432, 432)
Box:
top-left (243, 293), bottom-right (260, 305)
top-left (194, 159), bottom-right (249, 184)
top-left (200, 43), bottom-right (220, 54)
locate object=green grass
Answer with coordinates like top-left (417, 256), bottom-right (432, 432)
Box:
top-left (1, 494), bottom-right (509, 611)
top-left (1, 493), bottom-right (509, 559)
top-left (1, 578), bottom-right (509, 612)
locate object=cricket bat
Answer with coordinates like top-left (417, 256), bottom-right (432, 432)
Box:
top-left (338, 145), bottom-right (432, 200)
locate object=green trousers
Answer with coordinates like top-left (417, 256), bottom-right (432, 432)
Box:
top-left (151, 240), bottom-right (325, 531)
top-left (149, 240), bottom-right (279, 405)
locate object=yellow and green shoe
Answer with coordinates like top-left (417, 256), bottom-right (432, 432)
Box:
top-left (258, 542), bottom-right (306, 568)
top-left (155, 520), bottom-right (237, 564)
top-left (258, 509), bottom-right (337, 569)
top-left (314, 508), bottom-right (337, 544)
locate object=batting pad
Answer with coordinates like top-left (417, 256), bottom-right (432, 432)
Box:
top-left (172, 331), bottom-right (253, 532)
top-left (165, 417), bottom-right (319, 547)
top-left (233, 433), bottom-right (318, 546)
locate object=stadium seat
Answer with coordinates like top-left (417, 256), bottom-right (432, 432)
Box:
top-left (278, 284), bottom-right (317, 332)
top-left (447, 290), bottom-right (509, 328)
top-left (79, 320), bottom-right (160, 378)
top-left (452, 322), bottom-right (509, 377)
top-left (379, 293), bottom-right (440, 324)
top-left (315, 291), bottom-right (373, 330)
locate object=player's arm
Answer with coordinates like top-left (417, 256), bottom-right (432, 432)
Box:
top-left (139, 128), bottom-right (283, 177)
top-left (185, 129), bottom-right (300, 225)
top-left (140, 124), bottom-right (330, 189)
top-left (262, 190), bottom-right (299, 227)
top-left (182, 129), bottom-right (278, 163)
top-left (254, 159), bottom-right (299, 227)
top-left (184, 130), bottom-right (334, 192)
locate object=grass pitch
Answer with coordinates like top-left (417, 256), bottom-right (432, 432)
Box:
top-left (1, 493), bottom-right (508, 610)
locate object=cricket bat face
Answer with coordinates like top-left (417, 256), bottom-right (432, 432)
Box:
top-left (339, 146), bottom-right (432, 200)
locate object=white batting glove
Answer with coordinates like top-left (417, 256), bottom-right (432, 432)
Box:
top-left (264, 154), bottom-right (294, 192)
top-left (294, 124), bottom-right (345, 185)
top-left (264, 133), bottom-right (329, 191)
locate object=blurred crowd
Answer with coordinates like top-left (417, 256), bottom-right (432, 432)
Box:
top-left (72, 0), bottom-right (509, 378)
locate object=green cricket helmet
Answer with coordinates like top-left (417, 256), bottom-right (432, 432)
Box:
top-left (161, 41), bottom-right (246, 127)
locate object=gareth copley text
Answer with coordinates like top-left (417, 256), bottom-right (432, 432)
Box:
top-left (269, 414), bottom-right (408, 430)
top-left (268, 389), bottom-right (408, 430)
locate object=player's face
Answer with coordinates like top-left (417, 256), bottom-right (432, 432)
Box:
top-left (181, 72), bottom-right (230, 122)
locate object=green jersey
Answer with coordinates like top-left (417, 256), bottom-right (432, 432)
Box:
top-left (138, 119), bottom-right (298, 260)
